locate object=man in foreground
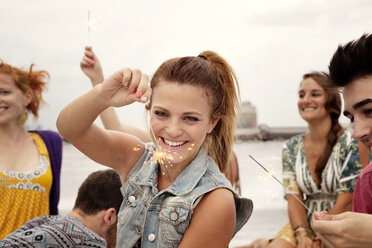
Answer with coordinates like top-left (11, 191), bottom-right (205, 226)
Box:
top-left (312, 33), bottom-right (372, 248)
top-left (0, 169), bottom-right (122, 248)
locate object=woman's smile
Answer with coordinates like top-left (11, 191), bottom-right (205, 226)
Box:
top-left (150, 80), bottom-right (216, 168)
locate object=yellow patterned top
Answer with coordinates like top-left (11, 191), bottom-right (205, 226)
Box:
top-left (0, 132), bottom-right (53, 239)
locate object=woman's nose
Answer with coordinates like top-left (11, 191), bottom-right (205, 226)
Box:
top-left (166, 119), bottom-right (183, 137)
top-left (302, 94), bottom-right (311, 102)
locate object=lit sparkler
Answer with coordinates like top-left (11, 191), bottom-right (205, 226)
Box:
top-left (87, 10), bottom-right (91, 46)
top-left (149, 125), bottom-right (172, 182)
top-left (86, 10), bottom-right (103, 46)
top-left (249, 155), bottom-right (312, 214)
top-left (249, 155), bottom-right (337, 248)
top-left (145, 112), bottom-right (196, 183)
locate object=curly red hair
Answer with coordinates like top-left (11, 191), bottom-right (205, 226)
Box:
top-left (0, 60), bottom-right (49, 118)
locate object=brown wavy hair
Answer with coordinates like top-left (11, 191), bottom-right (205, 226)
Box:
top-left (302, 72), bottom-right (342, 179)
top-left (148, 51), bottom-right (240, 173)
top-left (0, 60), bottom-right (49, 118)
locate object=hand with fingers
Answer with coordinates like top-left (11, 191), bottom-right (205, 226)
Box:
top-left (311, 211), bottom-right (372, 248)
top-left (80, 46), bottom-right (104, 85)
top-left (98, 68), bottom-right (151, 108)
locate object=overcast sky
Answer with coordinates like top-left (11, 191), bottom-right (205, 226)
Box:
top-left (1, 0), bottom-right (371, 130)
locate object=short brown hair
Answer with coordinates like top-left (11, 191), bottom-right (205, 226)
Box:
top-left (73, 170), bottom-right (123, 215)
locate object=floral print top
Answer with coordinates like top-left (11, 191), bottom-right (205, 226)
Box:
top-left (283, 128), bottom-right (362, 222)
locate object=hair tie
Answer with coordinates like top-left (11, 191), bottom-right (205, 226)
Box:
top-left (198, 54), bottom-right (208, 60)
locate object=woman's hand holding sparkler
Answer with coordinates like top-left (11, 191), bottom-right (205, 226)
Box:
top-left (97, 67), bottom-right (151, 108)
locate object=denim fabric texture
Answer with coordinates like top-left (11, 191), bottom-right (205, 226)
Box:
top-left (116, 144), bottom-right (252, 248)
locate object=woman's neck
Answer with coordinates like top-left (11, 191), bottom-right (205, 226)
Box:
top-left (306, 115), bottom-right (332, 143)
top-left (0, 123), bottom-right (29, 145)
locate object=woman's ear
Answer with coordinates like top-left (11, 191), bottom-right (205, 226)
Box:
top-left (207, 115), bottom-right (220, 134)
top-left (23, 89), bottom-right (33, 107)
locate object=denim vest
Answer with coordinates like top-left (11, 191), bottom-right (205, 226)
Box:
top-left (116, 144), bottom-right (252, 248)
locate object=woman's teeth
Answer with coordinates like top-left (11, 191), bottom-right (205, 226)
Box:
top-left (163, 138), bottom-right (186, 147)
top-left (0, 106), bottom-right (7, 113)
top-left (303, 107), bottom-right (315, 111)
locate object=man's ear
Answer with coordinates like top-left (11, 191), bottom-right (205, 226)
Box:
top-left (103, 208), bottom-right (117, 226)
top-left (207, 115), bottom-right (220, 134)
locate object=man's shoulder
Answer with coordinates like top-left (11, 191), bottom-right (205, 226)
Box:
top-left (0, 215), bottom-right (106, 247)
top-left (360, 163), bottom-right (372, 178)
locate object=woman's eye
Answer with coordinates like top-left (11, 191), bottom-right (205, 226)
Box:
top-left (0, 90), bottom-right (10, 95)
top-left (298, 93), bottom-right (304, 98)
top-left (185, 116), bottom-right (199, 122)
top-left (154, 110), bottom-right (167, 117)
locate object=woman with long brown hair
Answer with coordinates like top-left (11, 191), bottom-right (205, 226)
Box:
top-left (241, 72), bottom-right (367, 248)
top-left (58, 51), bottom-right (250, 247)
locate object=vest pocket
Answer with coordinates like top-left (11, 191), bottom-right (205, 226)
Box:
top-left (159, 205), bottom-right (190, 245)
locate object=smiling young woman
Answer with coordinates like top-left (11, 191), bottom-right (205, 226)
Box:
top-left (79, 46), bottom-right (242, 194)
top-left (242, 72), bottom-right (368, 248)
top-left (57, 51), bottom-right (251, 248)
top-left (0, 60), bottom-right (62, 239)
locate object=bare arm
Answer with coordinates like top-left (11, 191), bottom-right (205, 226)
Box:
top-left (287, 194), bottom-right (313, 247)
top-left (57, 68), bottom-right (151, 177)
top-left (329, 192), bottom-right (353, 214)
top-left (81, 46), bottom-right (151, 142)
top-left (179, 188), bottom-right (236, 248)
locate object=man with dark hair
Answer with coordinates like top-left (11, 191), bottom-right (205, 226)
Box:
top-left (0, 169), bottom-right (122, 248)
top-left (312, 33), bottom-right (372, 248)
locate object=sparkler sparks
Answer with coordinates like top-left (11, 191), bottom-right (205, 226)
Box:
top-left (133, 146), bottom-right (141, 152)
top-left (249, 155), bottom-right (313, 214)
top-left (86, 10), bottom-right (102, 46)
top-left (149, 125), bottom-right (172, 182)
top-left (145, 112), bottom-right (196, 183)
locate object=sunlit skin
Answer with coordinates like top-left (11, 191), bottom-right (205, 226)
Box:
top-left (297, 78), bottom-right (328, 123)
top-left (150, 81), bottom-right (218, 177)
top-left (0, 73), bottom-right (31, 127)
top-left (343, 76), bottom-right (372, 152)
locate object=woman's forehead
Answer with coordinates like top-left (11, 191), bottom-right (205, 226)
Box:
top-left (151, 81), bottom-right (212, 115)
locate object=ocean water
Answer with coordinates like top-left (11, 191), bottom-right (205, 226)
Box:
top-left (60, 140), bottom-right (289, 246)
